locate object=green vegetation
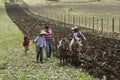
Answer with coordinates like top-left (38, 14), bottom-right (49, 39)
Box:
top-left (0, 1), bottom-right (98, 80)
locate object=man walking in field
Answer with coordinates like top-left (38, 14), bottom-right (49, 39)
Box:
top-left (44, 25), bottom-right (53, 59)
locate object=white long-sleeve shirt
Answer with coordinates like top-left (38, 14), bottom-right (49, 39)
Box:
top-left (72, 32), bottom-right (87, 41)
top-left (34, 36), bottom-right (46, 47)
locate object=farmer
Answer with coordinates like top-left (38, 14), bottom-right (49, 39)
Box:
top-left (70, 26), bottom-right (86, 66)
top-left (23, 35), bottom-right (30, 54)
top-left (71, 26), bottom-right (86, 41)
top-left (33, 30), bottom-right (46, 63)
top-left (44, 25), bottom-right (53, 59)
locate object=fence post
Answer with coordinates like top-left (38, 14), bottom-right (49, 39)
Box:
top-left (73, 15), bottom-right (75, 25)
top-left (85, 17), bottom-right (87, 27)
top-left (57, 13), bottom-right (59, 21)
top-left (82, 16), bottom-right (83, 26)
top-left (48, 12), bottom-right (50, 18)
top-left (49, 12), bottom-right (51, 19)
top-left (79, 16), bottom-right (81, 26)
top-left (68, 13), bottom-right (70, 24)
top-left (69, 14), bottom-right (71, 24)
top-left (76, 15), bottom-right (78, 25)
top-left (97, 18), bottom-right (99, 30)
top-left (112, 18), bottom-right (114, 32)
top-left (119, 18), bottom-right (120, 33)
top-left (64, 13), bottom-right (66, 27)
top-left (101, 18), bottom-right (103, 32)
top-left (107, 18), bottom-right (109, 32)
top-left (52, 12), bottom-right (54, 19)
top-left (89, 17), bottom-right (90, 29)
top-left (50, 11), bottom-right (52, 19)
top-left (93, 17), bottom-right (95, 31)
top-left (55, 13), bottom-right (57, 20)
top-left (47, 12), bottom-right (49, 18)
top-left (60, 13), bottom-right (62, 22)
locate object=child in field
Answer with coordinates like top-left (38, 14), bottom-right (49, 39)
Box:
top-left (33, 30), bottom-right (46, 63)
top-left (23, 36), bottom-right (30, 54)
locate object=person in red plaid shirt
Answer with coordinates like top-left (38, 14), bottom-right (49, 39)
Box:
top-left (44, 25), bottom-right (53, 58)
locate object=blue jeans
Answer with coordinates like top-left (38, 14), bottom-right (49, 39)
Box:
top-left (37, 47), bottom-right (43, 62)
top-left (46, 41), bottom-right (53, 58)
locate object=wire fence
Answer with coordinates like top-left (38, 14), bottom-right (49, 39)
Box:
top-left (36, 10), bottom-right (120, 33)
top-left (9, 1), bottom-right (120, 33)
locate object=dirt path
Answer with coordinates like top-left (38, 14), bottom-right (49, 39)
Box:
top-left (6, 2), bottom-right (120, 80)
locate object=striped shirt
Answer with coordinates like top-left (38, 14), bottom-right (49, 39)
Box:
top-left (44, 29), bottom-right (52, 41)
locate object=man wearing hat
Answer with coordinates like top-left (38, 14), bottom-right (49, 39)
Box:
top-left (71, 26), bottom-right (86, 41)
top-left (44, 25), bottom-right (53, 59)
top-left (33, 30), bottom-right (46, 63)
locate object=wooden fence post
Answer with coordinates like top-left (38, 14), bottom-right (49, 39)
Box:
top-left (101, 18), bottom-right (103, 32)
top-left (97, 18), bottom-right (99, 30)
top-left (60, 13), bottom-right (62, 22)
top-left (79, 16), bottom-right (81, 26)
top-left (107, 18), bottom-right (109, 32)
top-left (68, 13), bottom-right (70, 24)
top-left (93, 17), bottom-right (95, 31)
top-left (49, 12), bottom-right (51, 19)
top-left (47, 12), bottom-right (48, 18)
top-left (112, 18), bottom-right (114, 32)
top-left (51, 12), bottom-right (54, 19)
top-left (76, 15), bottom-right (78, 25)
top-left (85, 17), bottom-right (87, 27)
top-left (57, 13), bottom-right (59, 21)
top-left (119, 18), bottom-right (120, 33)
top-left (64, 13), bottom-right (66, 27)
top-left (89, 17), bottom-right (90, 29)
top-left (48, 12), bottom-right (50, 18)
top-left (55, 13), bottom-right (56, 20)
top-left (69, 14), bottom-right (71, 24)
top-left (73, 15), bottom-right (75, 25)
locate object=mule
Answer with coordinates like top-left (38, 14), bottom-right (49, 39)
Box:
top-left (69, 36), bottom-right (83, 66)
top-left (57, 38), bottom-right (70, 64)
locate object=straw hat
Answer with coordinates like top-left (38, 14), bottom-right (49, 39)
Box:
top-left (39, 30), bottom-right (46, 34)
top-left (71, 26), bottom-right (78, 30)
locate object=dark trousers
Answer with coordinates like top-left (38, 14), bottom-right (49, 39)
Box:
top-left (37, 47), bottom-right (43, 62)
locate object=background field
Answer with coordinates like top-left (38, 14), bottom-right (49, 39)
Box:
top-left (23, 0), bottom-right (120, 33)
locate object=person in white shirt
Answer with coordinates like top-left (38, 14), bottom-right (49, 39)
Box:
top-left (33, 30), bottom-right (46, 63)
top-left (71, 26), bottom-right (86, 41)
